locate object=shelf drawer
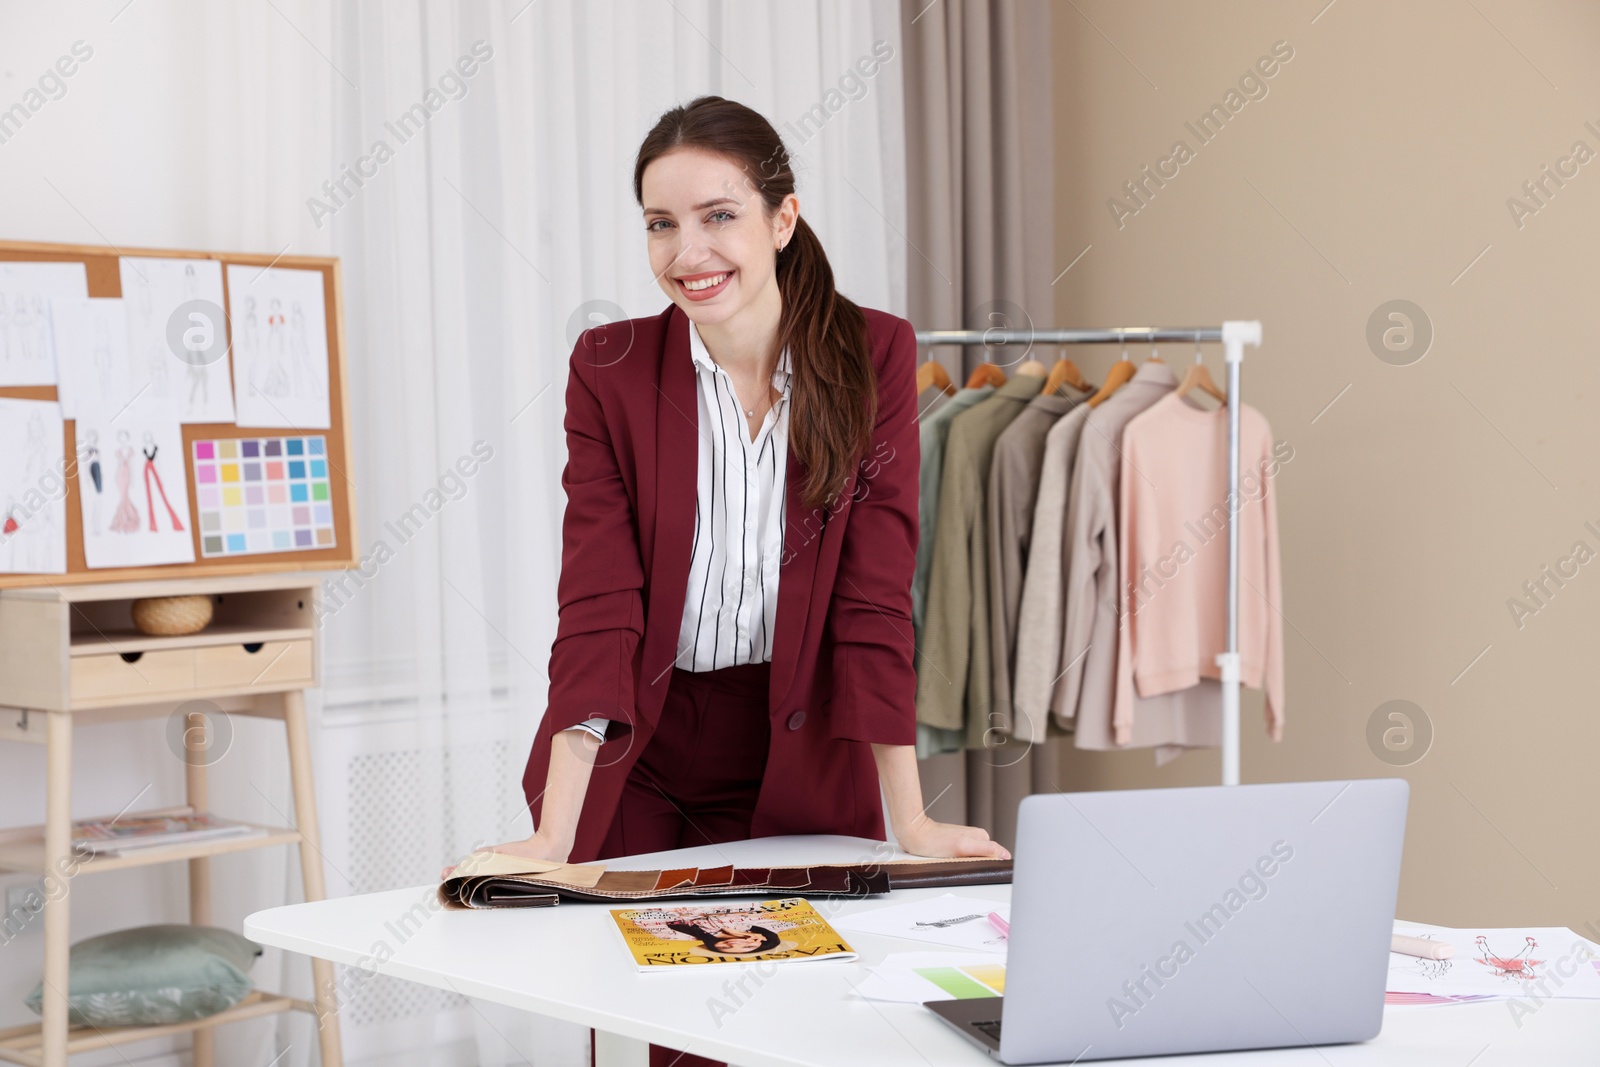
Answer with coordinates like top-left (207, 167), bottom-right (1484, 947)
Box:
top-left (194, 640), bottom-right (314, 690)
top-left (70, 649), bottom-right (196, 702)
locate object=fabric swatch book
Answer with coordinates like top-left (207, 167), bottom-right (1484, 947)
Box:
top-left (438, 849), bottom-right (1012, 910)
top-left (610, 898), bottom-right (856, 970)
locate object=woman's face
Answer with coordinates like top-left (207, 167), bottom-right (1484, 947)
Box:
top-left (641, 147), bottom-right (796, 327)
top-left (710, 932), bottom-right (766, 954)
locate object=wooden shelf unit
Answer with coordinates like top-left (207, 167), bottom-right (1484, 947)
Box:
top-left (0, 991), bottom-right (307, 1067)
top-left (0, 805), bottom-right (301, 876)
top-left (0, 574), bottom-right (342, 1067)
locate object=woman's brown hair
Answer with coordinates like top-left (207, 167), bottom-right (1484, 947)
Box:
top-left (634, 94), bottom-right (875, 513)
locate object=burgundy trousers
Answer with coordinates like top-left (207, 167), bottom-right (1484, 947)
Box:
top-left (589, 660), bottom-right (773, 1067)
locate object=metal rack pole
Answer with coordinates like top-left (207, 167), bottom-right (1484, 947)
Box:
top-left (914, 320), bottom-right (1264, 786)
top-left (914, 327), bottom-right (1224, 346)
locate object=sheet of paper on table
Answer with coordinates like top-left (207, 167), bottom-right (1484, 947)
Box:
top-left (1388, 919), bottom-right (1600, 1000)
top-left (854, 952), bottom-right (1008, 1004)
top-left (832, 893), bottom-right (1009, 954)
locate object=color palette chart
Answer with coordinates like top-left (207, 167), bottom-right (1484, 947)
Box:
top-left (913, 963), bottom-right (1007, 998)
top-left (192, 436), bottom-right (336, 557)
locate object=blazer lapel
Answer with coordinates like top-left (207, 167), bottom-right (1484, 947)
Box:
top-left (641, 306), bottom-right (699, 721)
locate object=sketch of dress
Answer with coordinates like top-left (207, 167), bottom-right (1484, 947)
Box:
top-left (0, 294), bottom-right (10, 362)
top-left (18, 413), bottom-right (48, 569)
top-left (141, 434), bottom-right (184, 532)
top-left (239, 297), bottom-right (258, 394)
top-left (182, 263), bottom-right (208, 409)
top-left (23, 410), bottom-right (46, 478)
top-left (92, 314), bottom-right (112, 382)
top-left (289, 301), bottom-right (323, 398)
top-left (12, 295), bottom-right (35, 362)
top-left (263, 299), bottom-right (289, 396)
top-left (81, 431), bottom-right (103, 535)
top-left (136, 280), bottom-right (169, 398)
top-left (109, 440), bottom-right (141, 534)
top-left (29, 295), bottom-right (47, 362)
top-left (0, 498), bottom-right (25, 570)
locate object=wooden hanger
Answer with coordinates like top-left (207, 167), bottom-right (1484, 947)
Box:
top-left (1015, 357), bottom-right (1048, 379)
top-left (1176, 334), bottom-right (1226, 403)
top-left (916, 359), bottom-right (955, 397)
top-left (1087, 331), bottom-right (1135, 407)
top-left (1044, 348), bottom-right (1091, 396)
top-left (965, 363), bottom-right (1007, 388)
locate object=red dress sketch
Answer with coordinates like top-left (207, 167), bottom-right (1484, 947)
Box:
top-left (142, 435), bottom-right (183, 532)
top-left (109, 440), bottom-right (141, 534)
top-left (1474, 935), bottom-right (1542, 981)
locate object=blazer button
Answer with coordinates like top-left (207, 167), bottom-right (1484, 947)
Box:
top-left (786, 710), bottom-right (806, 731)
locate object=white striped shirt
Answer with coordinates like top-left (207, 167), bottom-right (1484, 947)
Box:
top-left (567, 322), bottom-right (792, 741)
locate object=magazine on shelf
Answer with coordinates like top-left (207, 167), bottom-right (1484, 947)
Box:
top-left (72, 813), bottom-right (265, 855)
top-left (610, 897), bottom-right (857, 970)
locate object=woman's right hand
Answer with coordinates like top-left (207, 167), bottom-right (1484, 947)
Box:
top-left (439, 725), bottom-right (600, 880)
top-left (438, 829), bottom-right (573, 880)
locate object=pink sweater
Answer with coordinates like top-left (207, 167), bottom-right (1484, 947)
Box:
top-left (1113, 393), bottom-right (1286, 744)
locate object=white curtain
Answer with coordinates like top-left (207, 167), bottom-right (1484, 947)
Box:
top-left (0, 1), bottom-right (906, 1063)
top-left (318, 3), bottom-right (908, 1062)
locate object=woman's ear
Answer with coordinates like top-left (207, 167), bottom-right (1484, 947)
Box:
top-left (772, 193), bottom-right (800, 250)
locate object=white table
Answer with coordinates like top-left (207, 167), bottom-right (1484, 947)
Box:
top-left (244, 836), bottom-right (1598, 1066)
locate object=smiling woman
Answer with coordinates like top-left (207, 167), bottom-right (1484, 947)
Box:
top-left (447, 94), bottom-right (1007, 1067)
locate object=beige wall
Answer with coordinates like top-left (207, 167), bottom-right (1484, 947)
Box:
top-left (1047, 0), bottom-right (1600, 934)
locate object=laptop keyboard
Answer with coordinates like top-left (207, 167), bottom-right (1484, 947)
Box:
top-left (973, 1019), bottom-right (1003, 1040)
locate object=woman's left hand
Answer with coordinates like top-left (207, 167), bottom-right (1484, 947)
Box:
top-left (893, 816), bottom-right (1011, 860)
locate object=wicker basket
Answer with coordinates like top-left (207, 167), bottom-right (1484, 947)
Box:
top-left (130, 595), bottom-right (214, 636)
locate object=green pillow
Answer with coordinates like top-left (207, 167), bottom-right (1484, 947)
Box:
top-left (26, 925), bottom-right (262, 1027)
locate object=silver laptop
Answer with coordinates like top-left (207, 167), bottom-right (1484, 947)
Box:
top-left (926, 778), bottom-right (1408, 1063)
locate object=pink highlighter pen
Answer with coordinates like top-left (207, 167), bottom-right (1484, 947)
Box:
top-left (987, 912), bottom-right (1009, 939)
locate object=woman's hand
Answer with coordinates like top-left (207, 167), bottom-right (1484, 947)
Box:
top-left (438, 726), bottom-right (601, 880)
top-left (893, 814), bottom-right (1011, 860)
top-left (871, 742), bottom-right (1011, 860)
top-left (438, 830), bottom-right (573, 881)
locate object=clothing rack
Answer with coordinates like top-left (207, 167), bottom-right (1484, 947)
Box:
top-left (914, 322), bottom-right (1264, 786)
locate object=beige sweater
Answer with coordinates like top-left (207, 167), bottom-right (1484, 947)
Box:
top-left (986, 385), bottom-right (1090, 743)
top-left (1113, 392), bottom-right (1286, 744)
top-left (1009, 402), bottom-right (1092, 742)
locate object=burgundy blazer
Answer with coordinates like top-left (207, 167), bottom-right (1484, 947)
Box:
top-left (521, 301), bottom-right (921, 863)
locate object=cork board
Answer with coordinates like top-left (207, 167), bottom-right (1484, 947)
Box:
top-left (0, 239), bottom-right (358, 587)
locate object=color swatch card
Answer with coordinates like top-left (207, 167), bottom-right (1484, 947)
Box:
top-left (192, 435), bottom-right (336, 557)
top-left (854, 952), bottom-right (1008, 1003)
